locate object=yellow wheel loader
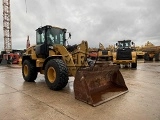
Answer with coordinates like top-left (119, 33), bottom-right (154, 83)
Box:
top-left (113, 40), bottom-right (137, 68)
top-left (19, 25), bottom-right (128, 106)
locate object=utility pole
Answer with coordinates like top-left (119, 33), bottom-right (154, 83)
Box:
top-left (2, 0), bottom-right (12, 52)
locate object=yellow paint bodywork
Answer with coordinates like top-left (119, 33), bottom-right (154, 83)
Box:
top-left (20, 41), bottom-right (89, 77)
top-left (113, 51), bottom-right (137, 64)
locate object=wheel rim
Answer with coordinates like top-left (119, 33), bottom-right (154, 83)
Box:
top-left (47, 67), bottom-right (56, 83)
top-left (24, 65), bottom-right (28, 76)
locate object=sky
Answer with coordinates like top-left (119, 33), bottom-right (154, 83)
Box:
top-left (0, 0), bottom-right (160, 50)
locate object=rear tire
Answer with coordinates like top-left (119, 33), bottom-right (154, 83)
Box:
top-left (22, 60), bottom-right (38, 82)
top-left (45, 59), bottom-right (69, 90)
top-left (144, 53), bottom-right (149, 61)
top-left (155, 53), bottom-right (160, 61)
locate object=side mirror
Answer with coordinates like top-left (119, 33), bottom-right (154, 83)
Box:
top-left (116, 43), bottom-right (118, 46)
top-left (65, 32), bottom-right (71, 40)
top-left (132, 42), bottom-right (134, 45)
top-left (69, 33), bottom-right (71, 39)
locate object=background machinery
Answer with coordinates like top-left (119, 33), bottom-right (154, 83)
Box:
top-left (1, 0), bottom-right (23, 65)
top-left (88, 43), bottom-right (113, 62)
top-left (88, 47), bottom-right (98, 60)
top-left (135, 45), bottom-right (145, 59)
top-left (142, 41), bottom-right (160, 61)
top-left (97, 43), bottom-right (113, 61)
top-left (112, 40), bottom-right (137, 68)
top-left (3, 0), bottom-right (12, 53)
top-left (20, 25), bottom-right (128, 106)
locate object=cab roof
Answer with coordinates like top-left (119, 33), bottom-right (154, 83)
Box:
top-left (36, 25), bottom-right (65, 31)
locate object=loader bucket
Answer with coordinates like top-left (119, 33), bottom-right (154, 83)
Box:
top-left (74, 64), bottom-right (128, 106)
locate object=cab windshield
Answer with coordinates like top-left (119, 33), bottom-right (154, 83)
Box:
top-left (36, 27), bottom-right (66, 45)
top-left (118, 41), bottom-right (131, 48)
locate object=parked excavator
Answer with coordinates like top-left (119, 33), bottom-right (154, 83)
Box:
top-left (19, 25), bottom-right (128, 106)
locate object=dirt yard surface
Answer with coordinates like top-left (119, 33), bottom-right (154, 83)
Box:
top-left (0, 61), bottom-right (160, 120)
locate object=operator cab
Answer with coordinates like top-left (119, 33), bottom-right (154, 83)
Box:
top-left (36, 25), bottom-right (67, 46)
top-left (35, 25), bottom-right (67, 58)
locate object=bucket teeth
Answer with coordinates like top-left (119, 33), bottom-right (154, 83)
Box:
top-left (74, 64), bottom-right (128, 106)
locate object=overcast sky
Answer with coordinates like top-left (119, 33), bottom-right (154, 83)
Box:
top-left (0, 0), bottom-right (160, 50)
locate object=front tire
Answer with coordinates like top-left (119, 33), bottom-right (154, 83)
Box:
top-left (45, 59), bottom-right (69, 91)
top-left (131, 62), bottom-right (137, 68)
top-left (22, 60), bottom-right (38, 82)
